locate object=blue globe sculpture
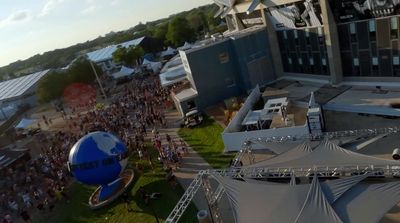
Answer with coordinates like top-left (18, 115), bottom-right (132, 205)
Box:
top-left (68, 131), bottom-right (128, 201)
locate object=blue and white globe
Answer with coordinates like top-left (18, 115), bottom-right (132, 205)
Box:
top-left (68, 131), bottom-right (128, 185)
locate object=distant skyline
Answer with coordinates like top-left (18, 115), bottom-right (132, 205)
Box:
top-left (0, 0), bottom-right (211, 67)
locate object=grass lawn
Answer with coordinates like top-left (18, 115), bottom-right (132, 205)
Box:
top-left (32, 144), bottom-right (198, 223)
top-left (178, 117), bottom-right (235, 169)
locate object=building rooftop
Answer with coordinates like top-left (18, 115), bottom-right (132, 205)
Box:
top-left (174, 88), bottom-right (198, 102)
top-left (0, 70), bottom-right (50, 102)
top-left (86, 37), bottom-right (145, 63)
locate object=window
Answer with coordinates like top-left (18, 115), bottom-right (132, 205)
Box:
top-left (393, 56), bottom-right (400, 65)
top-left (225, 77), bottom-right (236, 87)
top-left (309, 57), bottom-right (314, 65)
top-left (350, 23), bottom-right (356, 34)
top-left (288, 58), bottom-right (292, 65)
top-left (350, 23), bottom-right (357, 42)
top-left (369, 20), bottom-right (376, 32)
top-left (187, 100), bottom-right (196, 110)
top-left (353, 58), bottom-right (360, 75)
top-left (369, 20), bottom-right (376, 41)
top-left (298, 58), bottom-right (303, 65)
top-left (353, 58), bottom-right (359, 66)
top-left (283, 30), bottom-right (287, 39)
top-left (219, 53), bottom-right (229, 64)
top-left (318, 27), bottom-right (323, 37)
top-left (372, 57), bottom-right (378, 65)
top-left (394, 56), bottom-right (400, 76)
top-left (372, 57), bottom-right (379, 75)
top-left (305, 28), bottom-right (310, 44)
top-left (322, 58), bottom-right (327, 66)
top-left (294, 30), bottom-right (298, 39)
top-left (391, 17), bottom-right (398, 39)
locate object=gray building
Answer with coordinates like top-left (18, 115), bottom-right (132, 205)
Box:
top-left (215, 0), bottom-right (400, 85)
top-left (0, 70), bottom-right (50, 120)
top-left (175, 28), bottom-right (275, 115)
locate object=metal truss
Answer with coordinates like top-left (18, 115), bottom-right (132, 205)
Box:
top-left (231, 126), bottom-right (400, 167)
top-left (166, 163), bottom-right (400, 223)
top-left (202, 174), bottom-right (223, 223)
top-left (165, 172), bottom-right (204, 223)
top-left (167, 126), bottom-right (400, 222)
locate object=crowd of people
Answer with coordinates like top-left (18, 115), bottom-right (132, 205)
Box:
top-left (0, 73), bottom-right (189, 222)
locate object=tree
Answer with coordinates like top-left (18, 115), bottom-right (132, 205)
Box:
top-left (166, 17), bottom-right (196, 47)
top-left (112, 46), bottom-right (144, 67)
top-left (153, 22), bottom-right (169, 44)
top-left (187, 11), bottom-right (208, 37)
top-left (36, 57), bottom-right (101, 103)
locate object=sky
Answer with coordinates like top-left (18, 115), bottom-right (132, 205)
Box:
top-left (0, 0), bottom-right (211, 67)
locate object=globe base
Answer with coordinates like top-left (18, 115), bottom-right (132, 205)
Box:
top-left (98, 178), bottom-right (123, 201)
top-left (88, 169), bottom-right (135, 209)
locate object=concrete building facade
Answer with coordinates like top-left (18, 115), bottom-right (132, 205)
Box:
top-left (215, 0), bottom-right (400, 85)
top-left (177, 28), bottom-right (276, 114)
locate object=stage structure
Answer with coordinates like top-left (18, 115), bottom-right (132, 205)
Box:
top-left (166, 126), bottom-right (400, 223)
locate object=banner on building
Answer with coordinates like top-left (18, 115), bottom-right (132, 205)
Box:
top-left (329, 0), bottom-right (400, 23)
top-left (266, 0), bottom-right (323, 30)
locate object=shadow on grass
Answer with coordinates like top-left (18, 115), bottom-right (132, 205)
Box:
top-left (133, 179), bottom-right (198, 223)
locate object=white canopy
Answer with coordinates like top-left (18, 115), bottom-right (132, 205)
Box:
top-left (160, 47), bottom-right (177, 58)
top-left (142, 59), bottom-right (162, 73)
top-left (252, 139), bottom-right (400, 168)
top-left (159, 65), bottom-right (187, 87)
top-left (215, 174), bottom-right (400, 223)
top-left (177, 42), bottom-right (193, 51)
top-left (111, 66), bottom-right (136, 79)
top-left (15, 118), bottom-right (35, 129)
top-left (249, 141), bottom-right (313, 167)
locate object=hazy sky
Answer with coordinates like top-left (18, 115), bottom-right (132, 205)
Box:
top-left (0, 0), bottom-right (211, 67)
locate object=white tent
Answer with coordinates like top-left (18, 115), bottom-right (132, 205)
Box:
top-left (159, 65), bottom-right (187, 87)
top-left (214, 174), bottom-right (400, 223)
top-left (142, 59), bottom-right (162, 73)
top-left (251, 139), bottom-right (400, 168)
top-left (177, 42), bottom-right (193, 51)
top-left (160, 47), bottom-right (177, 58)
top-left (15, 118), bottom-right (35, 129)
top-left (111, 66), bottom-right (136, 79)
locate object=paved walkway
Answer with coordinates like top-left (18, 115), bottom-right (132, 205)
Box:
top-left (156, 109), bottom-right (211, 211)
top-left (155, 109), bottom-right (234, 222)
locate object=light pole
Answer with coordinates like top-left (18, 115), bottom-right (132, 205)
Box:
top-left (89, 60), bottom-right (108, 101)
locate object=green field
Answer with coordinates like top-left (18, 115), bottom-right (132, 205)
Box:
top-left (32, 146), bottom-right (197, 223)
top-left (178, 118), bottom-right (235, 169)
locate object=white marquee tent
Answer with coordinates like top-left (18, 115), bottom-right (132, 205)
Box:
top-left (160, 47), bottom-right (177, 58)
top-left (111, 66), bottom-right (136, 79)
top-left (249, 139), bottom-right (400, 168)
top-left (142, 59), bottom-right (162, 73)
top-left (214, 174), bottom-right (400, 223)
top-left (177, 42), bottom-right (193, 51)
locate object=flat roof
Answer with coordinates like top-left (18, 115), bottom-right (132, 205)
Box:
top-left (324, 88), bottom-right (400, 116)
top-left (159, 65), bottom-right (187, 87)
top-left (174, 88), bottom-right (198, 102)
top-left (87, 37), bottom-right (145, 63)
top-left (0, 70), bottom-right (50, 102)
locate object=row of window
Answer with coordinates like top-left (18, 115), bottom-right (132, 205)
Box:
top-left (352, 56), bottom-right (400, 66)
top-left (282, 27), bottom-right (324, 39)
top-left (288, 57), bottom-right (327, 66)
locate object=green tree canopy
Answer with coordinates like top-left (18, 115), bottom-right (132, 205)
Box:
top-left (166, 17), bottom-right (196, 47)
top-left (112, 46), bottom-right (144, 67)
top-left (187, 11), bottom-right (208, 37)
top-left (36, 57), bottom-right (101, 103)
top-left (152, 22), bottom-right (169, 44)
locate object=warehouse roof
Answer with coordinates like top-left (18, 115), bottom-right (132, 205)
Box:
top-left (0, 69), bottom-right (50, 102)
top-left (87, 37), bottom-right (145, 63)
